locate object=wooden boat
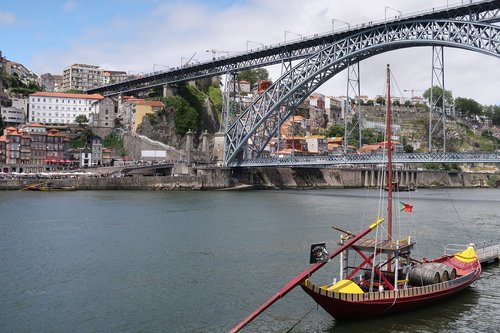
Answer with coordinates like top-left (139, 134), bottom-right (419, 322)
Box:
top-left (229, 65), bottom-right (481, 332)
top-left (384, 181), bottom-right (416, 192)
top-left (25, 182), bottom-right (76, 191)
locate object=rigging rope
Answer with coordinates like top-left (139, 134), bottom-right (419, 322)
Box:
top-left (284, 305), bottom-right (316, 333)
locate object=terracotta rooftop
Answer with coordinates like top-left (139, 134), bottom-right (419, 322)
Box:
top-left (31, 91), bottom-right (104, 100)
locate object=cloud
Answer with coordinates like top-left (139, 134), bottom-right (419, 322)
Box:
top-left (63, 0), bottom-right (77, 13)
top-left (0, 11), bottom-right (16, 26)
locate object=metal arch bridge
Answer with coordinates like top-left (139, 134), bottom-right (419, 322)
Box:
top-left (85, 1), bottom-right (500, 167)
top-left (87, 0), bottom-right (500, 96)
top-left (232, 152), bottom-right (500, 168)
top-left (224, 5), bottom-right (500, 165)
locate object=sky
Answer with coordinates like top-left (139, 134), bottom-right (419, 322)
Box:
top-left (0, 0), bottom-right (498, 105)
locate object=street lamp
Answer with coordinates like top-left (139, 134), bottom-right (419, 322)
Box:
top-left (246, 40), bottom-right (265, 52)
top-left (331, 18), bottom-right (350, 33)
top-left (385, 5), bottom-right (402, 22)
top-left (284, 30), bottom-right (302, 42)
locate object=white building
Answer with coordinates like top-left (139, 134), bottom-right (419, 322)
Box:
top-left (1, 106), bottom-right (25, 125)
top-left (29, 91), bottom-right (104, 125)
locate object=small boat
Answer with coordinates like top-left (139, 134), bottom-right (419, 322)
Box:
top-left (229, 65), bottom-right (481, 332)
top-left (26, 182), bottom-right (76, 191)
top-left (384, 181), bottom-right (416, 192)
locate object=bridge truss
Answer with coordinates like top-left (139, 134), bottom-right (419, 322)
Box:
top-left (223, 19), bottom-right (500, 164)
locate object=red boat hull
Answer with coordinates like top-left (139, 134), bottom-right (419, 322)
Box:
top-left (301, 267), bottom-right (481, 320)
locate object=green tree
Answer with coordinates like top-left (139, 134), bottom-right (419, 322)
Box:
top-left (65, 89), bottom-right (84, 94)
top-left (237, 68), bottom-right (269, 86)
top-left (376, 96), bottom-right (385, 105)
top-left (75, 114), bottom-right (89, 126)
top-left (326, 123), bottom-right (344, 137)
top-left (488, 105), bottom-right (500, 126)
top-left (404, 100), bottom-right (412, 107)
top-left (454, 97), bottom-right (482, 120)
top-left (423, 86), bottom-right (453, 107)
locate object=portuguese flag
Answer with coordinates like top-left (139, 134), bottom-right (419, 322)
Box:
top-left (400, 202), bottom-right (413, 213)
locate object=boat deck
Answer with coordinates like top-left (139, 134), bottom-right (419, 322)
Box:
top-left (352, 237), bottom-right (415, 254)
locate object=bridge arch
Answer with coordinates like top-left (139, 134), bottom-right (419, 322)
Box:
top-left (224, 19), bottom-right (500, 165)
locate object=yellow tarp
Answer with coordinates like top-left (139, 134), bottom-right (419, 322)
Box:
top-left (323, 279), bottom-right (364, 294)
top-left (454, 245), bottom-right (478, 263)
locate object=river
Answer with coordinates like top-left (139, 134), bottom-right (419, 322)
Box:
top-left (0, 188), bottom-right (498, 333)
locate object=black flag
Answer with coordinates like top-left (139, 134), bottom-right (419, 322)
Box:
top-left (310, 243), bottom-right (329, 264)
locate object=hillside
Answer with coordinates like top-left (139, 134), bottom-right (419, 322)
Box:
top-left (137, 79), bottom-right (221, 151)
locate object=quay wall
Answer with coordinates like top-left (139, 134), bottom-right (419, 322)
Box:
top-left (238, 168), bottom-right (499, 189)
top-left (0, 168), bottom-right (498, 191)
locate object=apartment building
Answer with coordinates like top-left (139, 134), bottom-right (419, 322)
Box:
top-left (62, 63), bottom-right (103, 91)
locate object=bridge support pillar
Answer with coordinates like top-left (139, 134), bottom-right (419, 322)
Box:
top-left (185, 129), bottom-right (193, 166)
top-left (163, 85), bottom-right (176, 98)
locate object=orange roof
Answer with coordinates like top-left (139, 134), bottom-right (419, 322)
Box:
top-left (31, 91), bottom-right (104, 100)
top-left (29, 122), bottom-right (44, 127)
top-left (328, 137), bottom-right (343, 144)
top-left (134, 100), bottom-right (164, 107)
top-left (359, 144), bottom-right (381, 153)
top-left (275, 148), bottom-right (304, 154)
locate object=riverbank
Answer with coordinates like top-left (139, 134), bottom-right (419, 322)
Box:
top-left (1, 167), bottom-right (499, 190)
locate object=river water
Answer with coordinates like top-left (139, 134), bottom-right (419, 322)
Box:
top-left (0, 188), bottom-right (499, 333)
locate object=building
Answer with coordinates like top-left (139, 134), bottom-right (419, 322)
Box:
top-left (1, 106), bottom-right (25, 125)
top-left (91, 136), bottom-right (103, 166)
top-left (303, 135), bottom-right (328, 155)
top-left (0, 127), bottom-right (21, 165)
top-left (102, 70), bottom-right (128, 85)
top-left (91, 97), bottom-right (116, 128)
top-left (24, 122), bottom-right (47, 167)
top-left (3, 61), bottom-right (38, 85)
top-left (0, 123), bottom-right (70, 173)
top-left (40, 73), bottom-right (64, 92)
top-left (62, 64), bottom-right (103, 91)
top-left (118, 96), bottom-right (164, 132)
top-left (29, 91), bottom-right (104, 125)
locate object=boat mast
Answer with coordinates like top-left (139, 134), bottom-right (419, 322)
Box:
top-left (386, 64), bottom-right (393, 242)
top-left (386, 64), bottom-right (393, 274)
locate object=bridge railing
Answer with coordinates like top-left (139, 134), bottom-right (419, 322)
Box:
top-left (230, 152), bottom-right (500, 167)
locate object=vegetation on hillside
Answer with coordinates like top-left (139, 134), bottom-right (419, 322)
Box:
top-left (103, 130), bottom-right (127, 157)
top-left (0, 72), bottom-right (41, 96)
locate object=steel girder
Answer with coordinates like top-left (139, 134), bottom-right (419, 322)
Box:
top-left (86, 1), bottom-right (500, 97)
top-left (224, 19), bottom-right (500, 165)
top-left (235, 152), bottom-right (500, 167)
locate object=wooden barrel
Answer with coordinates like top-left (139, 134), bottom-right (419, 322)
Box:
top-left (408, 265), bottom-right (440, 286)
top-left (425, 263), bottom-right (454, 282)
top-left (449, 267), bottom-right (457, 280)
